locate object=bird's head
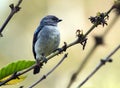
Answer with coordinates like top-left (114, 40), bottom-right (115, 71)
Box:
top-left (40, 15), bottom-right (62, 26)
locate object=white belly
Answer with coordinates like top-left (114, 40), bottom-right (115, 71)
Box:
top-left (35, 25), bottom-right (60, 59)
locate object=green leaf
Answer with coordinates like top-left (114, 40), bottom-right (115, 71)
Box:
top-left (0, 60), bottom-right (35, 80)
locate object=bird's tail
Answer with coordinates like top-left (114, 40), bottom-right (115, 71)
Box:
top-left (33, 65), bottom-right (41, 74)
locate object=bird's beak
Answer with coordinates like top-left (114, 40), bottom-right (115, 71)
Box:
top-left (58, 19), bottom-right (62, 22)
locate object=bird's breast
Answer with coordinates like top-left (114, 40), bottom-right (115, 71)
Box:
top-left (35, 25), bottom-right (60, 58)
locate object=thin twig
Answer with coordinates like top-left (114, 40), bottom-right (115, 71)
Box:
top-left (0, 1), bottom-right (115, 86)
top-left (84, 6), bottom-right (114, 37)
top-left (0, 0), bottom-right (23, 37)
top-left (67, 13), bottom-right (120, 88)
top-left (46, 5), bottom-right (113, 62)
top-left (77, 45), bottom-right (120, 88)
top-left (67, 5), bottom-right (115, 88)
top-left (28, 53), bottom-right (68, 88)
top-left (102, 14), bottom-right (120, 37)
top-left (0, 33), bottom-right (92, 86)
top-left (0, 2), bottom-right (114, 86)
top-left (67, 45), bottom-right (97, 88)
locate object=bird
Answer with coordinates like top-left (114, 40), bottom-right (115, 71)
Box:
top-left (32, 15), bottom-right (62, 74)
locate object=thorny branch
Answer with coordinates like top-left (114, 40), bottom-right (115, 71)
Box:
top-left (0, 1), bottom-right (113, 86)
top-left (66, 4), bottom-right (116, 88)
top-left (77, 45), bottom-right (120, 88)
top-left (0, 0), bottom-right (22, 37)
top-left (0, 0), bottom-right (120, 87)
top-left (67, 9), bottom-right (120, 88)
top-left (0, 28), bottom-right (87, 86)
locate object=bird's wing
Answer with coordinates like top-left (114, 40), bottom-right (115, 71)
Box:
top-left (32, 25), bottom-right (43, 59)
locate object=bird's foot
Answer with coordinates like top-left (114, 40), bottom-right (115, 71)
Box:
top-left (55, 42), bottom-right (67, 54)
top-left (41, 53), bottom-right (48, 63)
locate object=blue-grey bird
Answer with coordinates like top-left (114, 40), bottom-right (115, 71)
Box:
top-left (32, 15), bottom-right (62, 74)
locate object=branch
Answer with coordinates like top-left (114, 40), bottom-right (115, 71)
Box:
top-left (77, 45), bottom-right (120, 88)
top-left (28, 53), bottom-right (68, 88)
top-left (66, 4), bottom-right (119, 88)
top-left (46, 5), bottom-right (112, 62)
top-left (0, 0), bottom-right (23, 37)
top-left (0, 1), bottom-right (113, 85)
top-left (67, 12), bottom-right (120, 88)
top-left (0, 30), bottom-right (87, 86)
top-left (1, 0), bottom-right (118, 86)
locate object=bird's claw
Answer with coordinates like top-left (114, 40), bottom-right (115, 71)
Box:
top-left (41, 53), bottom-right (48, 63)
top-left (57, 42), bottom-right (67, 54)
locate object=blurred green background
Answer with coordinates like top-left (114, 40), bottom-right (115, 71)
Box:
top-left (0, 0), bottom-right (120, 88)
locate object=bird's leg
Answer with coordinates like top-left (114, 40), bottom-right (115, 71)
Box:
top-left (41, 53), bottom-right (48, 63)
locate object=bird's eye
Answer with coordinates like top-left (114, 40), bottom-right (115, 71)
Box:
top-left (52, 17), bottom-right (58, 21)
